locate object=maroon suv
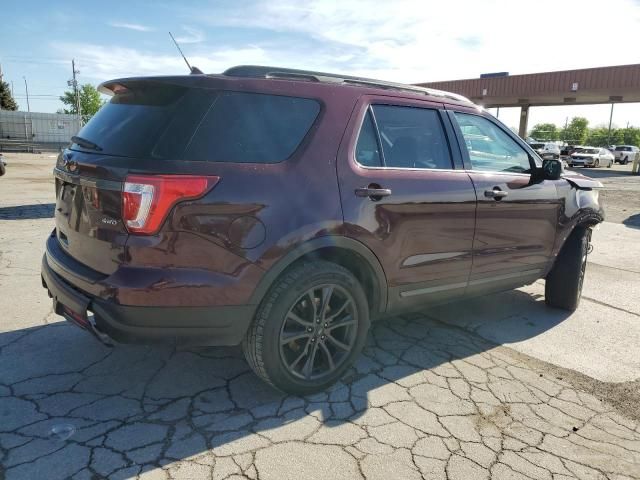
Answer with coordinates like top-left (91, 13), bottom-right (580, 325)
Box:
top-left (42, 66), bottom-right (604, 394)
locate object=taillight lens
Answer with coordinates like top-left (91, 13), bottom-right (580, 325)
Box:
top-left (122, 175), bottom-right (219, 235)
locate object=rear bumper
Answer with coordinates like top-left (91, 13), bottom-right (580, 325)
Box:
top-left (41, 254), bottom-right (255, 346)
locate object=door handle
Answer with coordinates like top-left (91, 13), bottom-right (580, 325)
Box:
top-left (355, 187), bottom-right (392, 200)
top-left (484, 188), bottom-right (508, 200)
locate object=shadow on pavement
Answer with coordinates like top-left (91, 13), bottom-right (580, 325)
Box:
top-left (0, 288), bottom-right (569, 478)
top-left (568, 166), bottom-right (635, 179)
top-left (0, 203), bottom-right (55, 220)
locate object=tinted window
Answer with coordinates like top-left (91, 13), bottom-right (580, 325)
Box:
top-left (453, 113), bottom-right (532, 173)
top-left (615, 146), bottom-right (632, 151)
top-left (355, 110), bottom-right (382, 167)
top-left (184, 92), bottom-right (320, 163)
top-left (73, 83), bottom-right (211, 159)
top-left (371, 105), bottom-right (452, 169)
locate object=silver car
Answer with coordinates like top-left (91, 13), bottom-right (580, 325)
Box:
top-left (569, 147), bottom-right (614, 168)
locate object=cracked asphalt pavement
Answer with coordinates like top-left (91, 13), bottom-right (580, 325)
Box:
top-left (1, 154), bottom-right (639, 480)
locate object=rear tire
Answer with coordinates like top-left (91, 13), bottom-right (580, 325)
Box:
top-left (623, 156), bottom-right (629, 165)
top-left (594, 159), bottom-right (600, 168)
top-left (545, 227), bottom-right (591, 311)
top-left (243, 261), bottom-right (369, 395)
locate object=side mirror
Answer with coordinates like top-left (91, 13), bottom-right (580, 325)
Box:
top-left (541, 158), bottom-right (562, 180)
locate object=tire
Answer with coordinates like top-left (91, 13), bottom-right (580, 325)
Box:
top-left (545, 227), bottom-right (591, 311)
top-left (594, 159), bottom-right (600, 168)
top-left (623, 156), bottom-right (629, 165)
top-left (243, 260), bottom-right (370, 395)
top-left (607, 158), bottom-right (612, 168)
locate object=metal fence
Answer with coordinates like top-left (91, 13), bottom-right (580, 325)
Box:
top-left (0, 111), bottom-right (81, 151)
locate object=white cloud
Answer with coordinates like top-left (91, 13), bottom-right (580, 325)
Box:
top-left (174, 26), bottom-right (205, 44)
top-left (109, 21), bottom-right (154, 32)
top-left (51, 42), bottom-right (270, 80)
top-left (196, 0), bottom-right (640, 83)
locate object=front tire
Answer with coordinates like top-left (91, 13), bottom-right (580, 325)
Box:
top-left (243, 261), bottom-right (369, 395)
top-left (594, 159), bottom-right (600, 168)
top-left (545, 227), bottom-right (591, 311)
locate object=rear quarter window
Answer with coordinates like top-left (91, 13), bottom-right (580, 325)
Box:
top-left (183, 92), bottom-right (321, 163)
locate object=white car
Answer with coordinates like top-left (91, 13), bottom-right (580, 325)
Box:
top-left (613, 145), bottom-right (640, 165)
top-left (568, 147), bottom-right (614, 168)
top-left (529, 142), bottom-right (561, 160)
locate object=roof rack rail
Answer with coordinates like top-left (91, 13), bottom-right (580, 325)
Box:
top-left (221, 65), bottom-right (471, 104)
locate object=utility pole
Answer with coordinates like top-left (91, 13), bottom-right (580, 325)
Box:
top-left (23, 76), bottom-right (30, 113)
top-left (71, 59), bottom-right (81, 119)
top-left (607, 103), bottom-right (615, 145)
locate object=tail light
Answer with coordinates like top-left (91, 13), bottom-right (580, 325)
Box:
top-left (122, 175), bottom-right (219, 235)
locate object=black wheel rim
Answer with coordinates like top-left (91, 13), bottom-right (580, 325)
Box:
top-left (279, 284), bottom-right (358, 381)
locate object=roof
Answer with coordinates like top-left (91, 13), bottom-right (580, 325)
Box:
top-left (417, 63), bottom-right (640, 107)
top-left (221, 65), bottom-right (474, 104)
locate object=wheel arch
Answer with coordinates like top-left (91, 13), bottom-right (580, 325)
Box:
top-left (250, 236), bottom-right (388, 318)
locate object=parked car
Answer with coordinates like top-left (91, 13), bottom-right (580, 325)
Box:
top-left (561, 145), bottom-right (585, 157)
top-left (529, 142), bottom-right (561, 160)
top-left (613, 145), bottom-right (640, 164)
top-left (41, 66), bottom-right (604, 394)
top-left (0, 154), bottom-right (5, 177)
top-left (568, 147), bottom-right (614, 168)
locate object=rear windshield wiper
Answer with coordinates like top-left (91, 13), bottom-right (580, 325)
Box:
top-left (71, 136), bottom-right (102, 152)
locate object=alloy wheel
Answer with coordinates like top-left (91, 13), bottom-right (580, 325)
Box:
top-left (279, 284), bottom-right (358, 381)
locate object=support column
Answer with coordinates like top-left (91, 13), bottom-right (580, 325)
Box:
top-left (518, 105), bottom-right (529, 139)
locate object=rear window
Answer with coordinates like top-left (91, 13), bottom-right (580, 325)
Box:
top-left (72, 83), bottom-right (212, 159)
top-left (72, 86), bottom-right (320, 163)
top-left (615, 146), bottom-right (632, 151)
top-left (183, 92), bottom-right (320, 163)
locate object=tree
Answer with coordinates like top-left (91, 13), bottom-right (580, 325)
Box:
top-left (530, 123), bottom-right (558, 141)
top-left (620, 127), bottom-right (640, 146)
top-left (0, 80), bottom-right (18, 110)
top-left (60, 83), bottom-right (105, 123)
top-left (585, 127), bottom-right (616, 146)
top-left (561, 117), bottom-right (589, 144)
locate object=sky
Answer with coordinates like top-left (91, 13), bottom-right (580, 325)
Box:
top-left (2, 0), bottom-right (640, 132)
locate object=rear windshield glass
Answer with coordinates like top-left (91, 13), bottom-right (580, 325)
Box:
top-left (72, 82), bottom-right (206, 159)
top-left (615, 146), bottom-right (631, 151)
top-left (183, 92), bottom-right (320, 163)
top-left (72, 85), bottom-right (320, 163)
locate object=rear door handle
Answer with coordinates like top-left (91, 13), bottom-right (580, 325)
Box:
top-left (355, 187), bottom-right (392, 200)
top-left (484, 188), bottom-right (508, 200)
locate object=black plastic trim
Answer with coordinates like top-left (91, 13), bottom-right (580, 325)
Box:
top-left (42, 255), bottom-right (255, 346)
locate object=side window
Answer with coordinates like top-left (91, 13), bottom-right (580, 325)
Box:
top-left (453, 112), bottom-right (532, 173)
top-left (355, 110), bottom-right (383, 167)
top-left (184, 92), bottom-right (320, 163)
top-left (367, 105), bottom-right (453, 169)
